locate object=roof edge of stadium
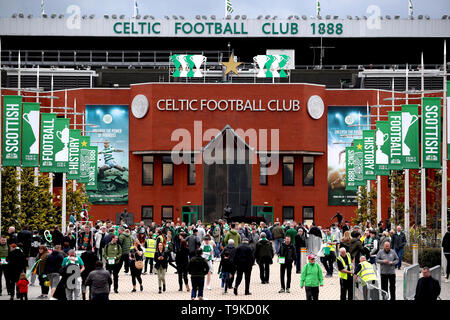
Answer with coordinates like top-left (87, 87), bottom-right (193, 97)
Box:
top-left (129, 82), bottom-right (326, 88)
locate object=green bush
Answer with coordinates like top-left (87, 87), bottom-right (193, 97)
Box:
top-left (418, 248), bottom-right (441, 268)
top-left (403, 246), bottom-right (412, 264)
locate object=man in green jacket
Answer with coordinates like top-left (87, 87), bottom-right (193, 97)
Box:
top-left (224, 224), bottom-right (241, 247)
top-left (103, 235), bottom-right (122, 293)
top-left (0, 237), bottom-right (10, 295)
top-left (300, 254), bottom-right (324, 300)
top-left (119, 228), bottom-right (132, 274)
top-left (284, 223), bottom-right (297, 247)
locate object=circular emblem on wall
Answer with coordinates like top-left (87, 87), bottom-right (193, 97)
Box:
top-left (345, 115), bottom-right (355, 125)
top-left (131, 94), bottom-right (149, 119)
top-left (307, 95), bottom-right (324, 120)
top-left (103, 114), bottom-right (113, 124)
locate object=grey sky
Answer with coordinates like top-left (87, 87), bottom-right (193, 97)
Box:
top-left (0, 0), bottom-right (449, 19)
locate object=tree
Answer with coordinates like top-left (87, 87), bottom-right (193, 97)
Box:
top-left (1, 167), bottom-right (20, 235)
top-left (63, 182), bottom-right (90, 223)
top-left (353, 185), bottom-right (377, 226)
top-left (389, 170), bottom-right (405, 227)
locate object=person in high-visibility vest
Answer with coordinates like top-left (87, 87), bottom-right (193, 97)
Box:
top-left (355, 256), bottom-right (377, 286)
top-left (143, 232), bottom-right (157, 275)
top-left (336, 247), bottom-right (353, 300)
top-left (323, 229), bottom-right (337, 277)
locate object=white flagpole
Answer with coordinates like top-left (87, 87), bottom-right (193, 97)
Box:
top-left (377, 90), bottom-right (382, 224)
top-left (35, 66), bottom-right (40, 187)
top-left (73, 98), bottom-right (77, 192)
top-left (405, 63), bottom-right (410, 244)
top-left (442, 40), bottom-right (448, 276)
top-left (366, 102), bottom-right (371, 219)
top-left (391, 77), bottom-right (395, 223)
top-left (62, 90), bottom-right (67, 233)
top-left (49, 74), bottom-right (53, 199)
top-left (421, 52), bottom-right (426, 227)
top-left (17, 51), bottom-right (21, 212)
top-left (0, 37), bottom-right (2, 236)
top-left (225, 0), bottom-right (227, 17)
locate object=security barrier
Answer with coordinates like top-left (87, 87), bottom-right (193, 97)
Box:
top-left (403, 264), bottom-right (421, 300)
top-left (306, 235), bottom-right (323, 255)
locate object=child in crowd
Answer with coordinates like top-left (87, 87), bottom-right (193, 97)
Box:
top-left (16, 273), bottom-right (29, 300)
top-left (219, 251), bottom-right (234, 294)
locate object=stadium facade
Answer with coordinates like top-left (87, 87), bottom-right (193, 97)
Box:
top-left (0, 15), bottom-right (449, 227)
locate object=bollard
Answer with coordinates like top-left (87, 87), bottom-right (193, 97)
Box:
top-left (300, 247), bottom-right (307, 271)
top-left (412, 243), bottom-right (419, 265)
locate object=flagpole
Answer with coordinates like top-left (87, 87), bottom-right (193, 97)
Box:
top-left (17, 51), bottom-right (21, 213)
top-left (421, 52), bottom-right (426, 227)
top-left (73, 98), bottom-right (77, 192)
top-left (377, 90), bottom-right (382, 224)
top-left (62, 90), bottom-right (67, 233)
top-left (405, 63), bottom-right (410, 244)
top-left (391, 77), bottom-right (395, 223)
top-left (366, 102), bottom-right (371, 220)
top-left (35, 65), bottom-right (39, 186)
top-left (49, 74), bottom-right (53, 199)
top-left (442, 39), bottom-right (448, 276)
top-left (0, 37), bottom-right (2, 236)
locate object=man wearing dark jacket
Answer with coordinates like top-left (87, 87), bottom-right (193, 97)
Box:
top-left (271, 223), bottom-right (285, 255)
top-left (187, 248), bottom-right (209, 300)
top-left (17, 225), bottom-right (32, 258)
top-left (295, 229), bottom-right (307, 273)
top-left (442, 226), bottom-right (450, 282)
top-left (52, 226), bottom-right (64, 247)
top-left (186, 230), bottom-right (201, 259)
top-left (86, 261), bottom-right (112, 301)
top-left (7, 244), bottom-right (26, 300)
top-left (78, 226), bottom-right (94, 251)
top-left (45, 245), bottom-right (65, 298)
top-left (391, 225), bottom-right (407, 270)
top-left (254, 232), bottom-right (274, 284)
top-left (414, 267), bottom-right (441, 300)
top-left (233, 238), bottom-right (254, 296)
top-left (221, 239), bottom-right (237, 287)
top-left (6, 227), bottom-right (18, 246)
top-left (349, 232), bottom-right (364, 264)
top-left (308, 223), bottom-right (322, 238)
top-left (278, 236), bottom-right (296, 293)
top-left (80, 250), bottom-right (99, 300)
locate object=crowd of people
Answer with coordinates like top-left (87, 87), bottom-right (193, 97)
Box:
top-left (0, 214), bottom-right (447, 301)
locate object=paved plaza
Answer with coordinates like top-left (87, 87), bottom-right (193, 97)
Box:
top-left (2, 260), bottom-right (448, 301)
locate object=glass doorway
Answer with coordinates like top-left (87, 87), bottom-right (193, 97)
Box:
top-left (181, 205), bottom-right (203, 226)
top-left (252, 205), bottom-right (274, 224)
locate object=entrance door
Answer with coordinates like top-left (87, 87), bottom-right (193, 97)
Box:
top-left (253, 206), bottom-right (274, 224)
top-left (181, 206), bottom-right (202, 226)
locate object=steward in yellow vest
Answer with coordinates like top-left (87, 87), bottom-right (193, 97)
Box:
top-left (336, 248), bottom-right (354, 300)
top-left (356, 256), bottom-right (377, 286)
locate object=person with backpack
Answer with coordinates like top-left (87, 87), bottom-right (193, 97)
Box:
top-left (118, 228), bottom-right (132, 274)
top-left (254, 232), bottom-right (273, 284)
top-left (187, 248), bottom-right (209, 300)
top-left (103, 235), bottom-right (122, 293)
top-left (300, 254), bottom-right (324, 300)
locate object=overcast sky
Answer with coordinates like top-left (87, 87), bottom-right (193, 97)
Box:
top-left (0, 0), bottom-right (449, 19)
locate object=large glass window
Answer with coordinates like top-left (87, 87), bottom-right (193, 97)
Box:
top-left (303, 206), bottom-right (315, 226)
top-left (142, 156), bottom-right (154, 185)
top-left (188, 155), bottom-right (196, 185)
top-left (259, 154), bottom-right (269, 185)
top-left (141, 206), bottom-right (153, 225)
top-left (282, 156), bottom-right (294, 186)
top-left (162, 156), bottom-right (173, 185)
top-left (303, 156), bottom-right (315, 186)
top-left (282, 206), bottom-right (294, 222)
top-left (161, 206), bottom-right (173, 222)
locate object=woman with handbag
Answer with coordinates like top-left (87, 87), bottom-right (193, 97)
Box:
top-left (129, 240), bottom-right (144, 292)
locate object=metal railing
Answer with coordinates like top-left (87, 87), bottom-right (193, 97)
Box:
top-left (403, 264), bottom-right (421, 300)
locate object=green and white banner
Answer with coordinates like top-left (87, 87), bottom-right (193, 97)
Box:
top-left (254, 54), bottom-right (290, 78)
top-left (375, 120), bottom-right (390, 176)
top-left (86, 146), bottom-right (98, 190)
top-left (40, 113), bottom-right (57, 172)
top-left (2, 95), bottom-right (22, 166)
top-left (353, 139), bottom-right (365, 186)
top-left (67, 129), bottom-right (82, 180)
top-left (401, 105), bottom-right (420, 169)
top-left (363, 130), bottom-right (376, 180)
top-left (79, 136), bottom-right (91, 183)
top-left (422, 97), bottom-right (441, 168)
top-left (169, 54), bottom-right (206, 77)
top-left (345, 146), bottom-right (357, 191)
top-left (54, 118), bottom-right (70, 173)
top-left (22, 102), bottom-right (40, 167)
top-left (388, 111), bottom-right (403, 170)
